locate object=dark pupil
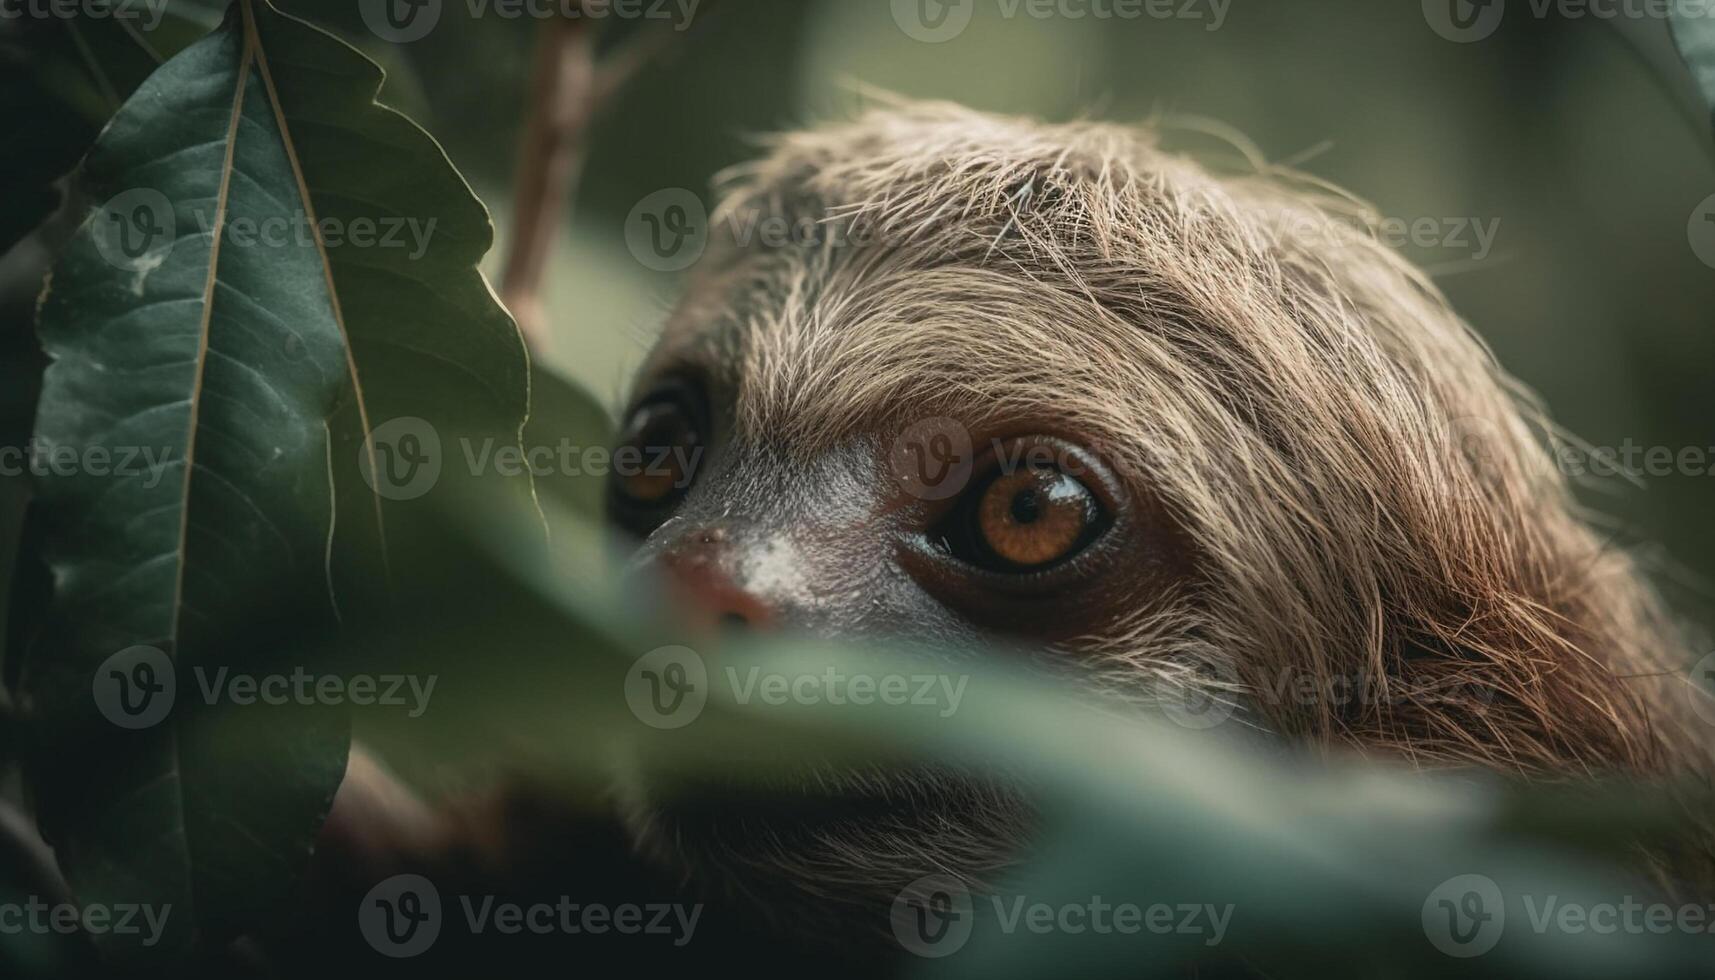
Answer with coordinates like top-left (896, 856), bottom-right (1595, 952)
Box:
top-left (1010, 488), bottom-right (1041, 524)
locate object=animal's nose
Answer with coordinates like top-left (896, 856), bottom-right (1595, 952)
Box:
top-left (654, 526), bottom-right (775, 634)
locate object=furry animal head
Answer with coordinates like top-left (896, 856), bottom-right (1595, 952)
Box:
top-left (615, 98), bottom-right (1713, 921)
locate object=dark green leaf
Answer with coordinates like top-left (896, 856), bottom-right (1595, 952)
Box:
top-left (0, 2), bottom-right (220, 256)
top-left (341, 501), bottom-right (1715, 980)
top-left (23, 0), bottom-right (530, 961)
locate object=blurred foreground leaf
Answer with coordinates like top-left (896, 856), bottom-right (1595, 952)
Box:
top-left (331, 493), bottom-right (1715, 978)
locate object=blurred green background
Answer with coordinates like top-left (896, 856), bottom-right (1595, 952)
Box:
top-left (284, 0), bottom-right (1715, 628)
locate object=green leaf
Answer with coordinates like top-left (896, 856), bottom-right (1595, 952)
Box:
top-left (23, 0), bottom-right (530, 962)
top-left (1, 5), bottom-right (228, 689)
top-left (338, 501), bottom-right (1714, 979)
top-left (525, 362), bottom-right (613, 521)
top-left (0, 2), bottom-right (221, 255)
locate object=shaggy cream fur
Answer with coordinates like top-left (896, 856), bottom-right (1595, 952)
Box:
top-left (661, 98), bottom-right (1712, 783)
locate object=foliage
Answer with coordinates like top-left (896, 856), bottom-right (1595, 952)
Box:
top-left (0, 1), bottom-right (1711, 976)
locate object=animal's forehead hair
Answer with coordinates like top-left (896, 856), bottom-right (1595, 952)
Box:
top-left (632, 98), bottom-right (1452, 474)
top-left (646, 249), bottom-right (1178, 471)
top-left (636, 120), bottom-right (1202, 455)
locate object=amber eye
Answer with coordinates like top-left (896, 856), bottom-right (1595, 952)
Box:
top-left (608, 381), bottom-right (704, 535)
top-left (934, 446), bottom-right (1111, 574)
top-left (975, 466), bottom-right (1100, 567)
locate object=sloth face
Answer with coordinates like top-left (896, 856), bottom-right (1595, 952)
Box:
top-left (599, 100), bottom-right (1702, 926)
top-left (603, 368), bottom-right (1102, 924)
top-left (607, 372), bottom-right (1187, 647)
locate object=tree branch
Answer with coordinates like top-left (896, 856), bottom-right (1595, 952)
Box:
top-left (499, 16), bottom-right (597, 352)
top-left (499, 9), bottom-right (714, 352)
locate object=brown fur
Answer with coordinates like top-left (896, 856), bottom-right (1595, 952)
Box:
top-left (657, 97), bottom-right (1713, 784)
top-left (312, 103), bottom-right (1715, 960)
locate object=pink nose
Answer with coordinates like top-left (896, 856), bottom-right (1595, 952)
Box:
top-left (657, 527), bottom-right (775, 634)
